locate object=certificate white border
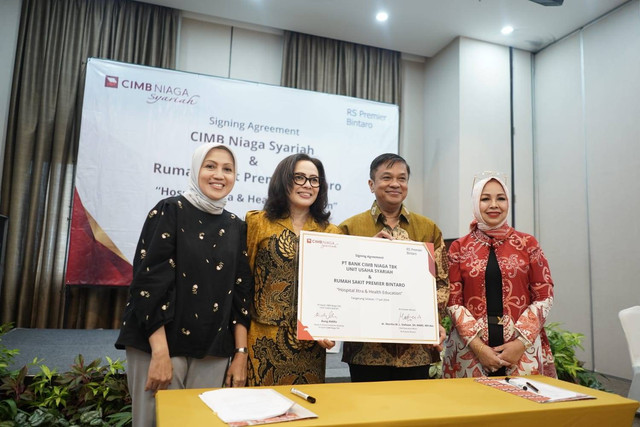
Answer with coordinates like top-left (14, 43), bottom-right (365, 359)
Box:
top-left (297, 231), bottom-right (440, 344)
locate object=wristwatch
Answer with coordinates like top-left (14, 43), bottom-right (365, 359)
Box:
top-left (235, 347), bottom-right (248, 354)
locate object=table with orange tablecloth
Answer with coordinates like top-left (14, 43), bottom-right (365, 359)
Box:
top-left (156, 375), bottom-right (639, 426)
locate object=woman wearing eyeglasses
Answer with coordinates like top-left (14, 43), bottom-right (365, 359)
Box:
top-left (443, 172), bottom-right (557, 379)
top-left (245, 153), bottom-right (340, 386)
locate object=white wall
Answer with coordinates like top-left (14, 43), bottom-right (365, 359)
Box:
top-left (229, 27), bottom-right (283, 84)
top-left (400, 55), bottom-right (426, 212)
top-left (423, 39), bottom-right (460, 238)
top-left (178, 17), bottom-right (233, 78)
top-left (177, 15), bottom-right (283, 85)
top-left (534, 31), bottom-right (593, 367)
top-left (0, 0), bottom-right (21, 193)
top-left (535, 0), bottom-right (640, 378)
top-left (458, 38), bottom-right (512, 238)
top-left (583, 1), bottom-right (640, 380)
top-left (424, 37), bottom-right (527, 240)
top-left (512, 50), bottom-right (535, 236)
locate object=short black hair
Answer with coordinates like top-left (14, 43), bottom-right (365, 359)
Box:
top-left (369, 153), bottom-right (410, 180)
top-left (263, 153), bottom-right (331, 227)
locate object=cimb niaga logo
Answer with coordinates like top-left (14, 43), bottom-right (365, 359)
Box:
top-left (102, 74), bottom-right (200, 105)
top-left (105, 76), bottom-right (119, 88)
top-left (306, 238), bottom-right (337, 248)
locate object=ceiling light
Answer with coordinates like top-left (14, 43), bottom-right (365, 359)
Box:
top-left (376, 12), bottom-right (388, 22)
top-left (501, 26), bottom-right (514, 35)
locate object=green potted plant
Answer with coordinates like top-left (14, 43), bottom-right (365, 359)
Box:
top-left (0, 323), bottom-right (132, 426)
top-left (544, 321), bottom-right (605, 390)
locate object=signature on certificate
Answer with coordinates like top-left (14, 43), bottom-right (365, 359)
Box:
top-left (398, 311), bottom-right (422, 323)
top-left (315, 311), bottom-right (337, 320)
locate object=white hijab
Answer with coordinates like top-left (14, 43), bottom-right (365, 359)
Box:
top-left (183, 143), bottom-right (236, 215)
top-left (471, 175), bottom-right (510, 232)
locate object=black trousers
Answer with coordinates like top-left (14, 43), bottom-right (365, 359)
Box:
top-left (348, 364), bottom-right (431, 382)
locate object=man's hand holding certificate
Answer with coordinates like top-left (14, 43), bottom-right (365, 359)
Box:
top-left (297, 231), bottom-right (439, 344)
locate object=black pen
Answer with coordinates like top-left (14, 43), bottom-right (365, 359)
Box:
top-left (504, 377), bottom-right (528, 391)
top-left (291, 387), bottom-right (316, 403)
top-left (525, 381), bottom-right (539, 393)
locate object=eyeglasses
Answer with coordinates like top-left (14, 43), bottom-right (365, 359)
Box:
top-left (293, 173), bottom-right (321, 188)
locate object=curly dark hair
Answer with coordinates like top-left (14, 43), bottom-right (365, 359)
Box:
top-left (263, 153), bottom-right (330, 227)
top-left (369, 153), bottom-right (411, 181)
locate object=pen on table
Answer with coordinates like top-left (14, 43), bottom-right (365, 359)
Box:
top-left (504, 377), bottom-right (528, 391)
top-left (525, 381), bottom-right (539, 393)
top-left (291, 387), bottom-right (316, 404)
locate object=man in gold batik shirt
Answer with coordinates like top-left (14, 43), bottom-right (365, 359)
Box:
top-left (339, 153), bottom-right (450, 382)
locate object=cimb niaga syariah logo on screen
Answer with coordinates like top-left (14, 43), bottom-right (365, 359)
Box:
top-left (105, 76), bottom-right (119, 88)
top-left (102, 75), bottom-right (200, 105)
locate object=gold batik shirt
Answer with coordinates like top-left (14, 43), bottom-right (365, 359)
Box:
top-left (339, 201), bottom-right (450, 367)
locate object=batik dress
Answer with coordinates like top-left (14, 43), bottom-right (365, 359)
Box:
top-left (245, 210), bottom-right (341, 386)
top-left (443, 224), bottom-right (557, 378)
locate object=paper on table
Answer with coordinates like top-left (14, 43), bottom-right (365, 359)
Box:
top-left (199, 388), bottom-right (294, 423)
top-left (476, 376), bottom-right (595, 403)
top-left (504, 377), bottom-right (595, 403)
top-left (227, 403), bottom-right (318, 427)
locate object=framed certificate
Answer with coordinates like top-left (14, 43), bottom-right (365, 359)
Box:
top-left (296, 231), bottom-right (440, 344)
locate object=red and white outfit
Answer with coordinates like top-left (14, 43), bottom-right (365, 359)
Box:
top-left (443, 176), bottom-right (557, 378)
